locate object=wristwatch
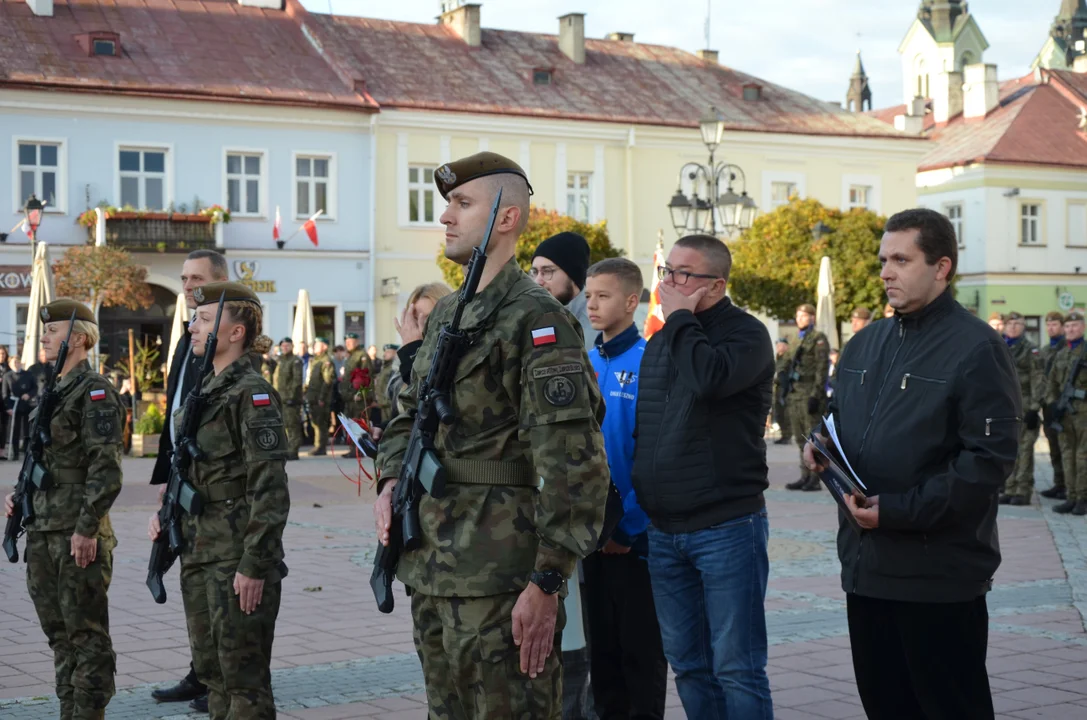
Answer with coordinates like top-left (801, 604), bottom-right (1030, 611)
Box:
top-left (529, 569), bottom-right (565, 595)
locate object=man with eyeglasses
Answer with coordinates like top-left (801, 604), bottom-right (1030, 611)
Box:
top-left (631, 234), bottom-right (775, 718)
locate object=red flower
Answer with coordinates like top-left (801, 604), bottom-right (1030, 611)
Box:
top-left (351, 367), bottom-right (371, 390)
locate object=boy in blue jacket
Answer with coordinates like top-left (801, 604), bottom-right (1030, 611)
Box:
top-left (583, 258), bottom-right (667, 719)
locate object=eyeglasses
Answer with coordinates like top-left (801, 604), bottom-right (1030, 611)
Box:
top-left (529, 266), bottom-right (557, 280)
top-left (657, 265), bottom-right (720, 285)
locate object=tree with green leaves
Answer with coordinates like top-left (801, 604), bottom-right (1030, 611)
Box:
top-left (54, 245), bottom-right (154, 320)
top-left (438, 207), bottom-right (622, 287)
top-left (728, 197), bottom-right (887, 324)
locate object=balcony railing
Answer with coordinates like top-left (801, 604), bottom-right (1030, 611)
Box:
top-left (85, 212), bottom-right (216, 253)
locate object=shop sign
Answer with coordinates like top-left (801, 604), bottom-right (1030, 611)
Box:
top-left (233, 261), bottom-right (276, 293)
top-left (0, 265), bottom-right (32, 296)
top-left (1059, 293), bottom-right (1075, 312)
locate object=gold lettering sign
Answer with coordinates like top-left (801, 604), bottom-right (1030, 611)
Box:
top-left (232, 260), bottom-right (276, 294)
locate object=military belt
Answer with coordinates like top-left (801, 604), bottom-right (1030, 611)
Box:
top-left (195, 480), bottom-right (247, 503)
top-left (52, 468), bottom-right (88, 485)
top-left (443, 458), bottom-right (538, 487)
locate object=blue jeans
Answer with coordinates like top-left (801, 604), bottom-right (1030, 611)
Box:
top-left (648, 510), bottom-right (773, 719)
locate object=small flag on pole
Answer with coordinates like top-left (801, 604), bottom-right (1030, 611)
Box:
top-left (643, 231), bottom-right (666, 339)
top-left (273, 206), bottom-right (281, 241)
top-left (21, 219), bottom-right (32, 241)
top-left (302, 216), bottom-right (319, 247)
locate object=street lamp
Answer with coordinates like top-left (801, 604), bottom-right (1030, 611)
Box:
top-left (668, 107), bottom-right (756, 238)
top-left (24, 194), bottom-right (43, 242)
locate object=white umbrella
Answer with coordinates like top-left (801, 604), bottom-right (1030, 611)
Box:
top-left (292, 289), bottom-right (316, 348)
top-left (21, 242), bottom-right (55, 367)
top-left (815, 255), bottom-right (839, 350)
top-left (165, 293), bottom-right (189, 377)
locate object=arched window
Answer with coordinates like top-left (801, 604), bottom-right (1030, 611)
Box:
top-left (914, 56), bottom-right (929, 97)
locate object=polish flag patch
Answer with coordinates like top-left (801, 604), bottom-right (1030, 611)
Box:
top-left (252, 393), bottom-right (271, 407)
top-left (532, 327), bottom-right (557, 347)
top-left (89, 389), bottom-right (106, 402)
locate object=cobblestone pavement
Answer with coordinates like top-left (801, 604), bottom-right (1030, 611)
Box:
top-left (2, 442), bottom-right (1086, 719)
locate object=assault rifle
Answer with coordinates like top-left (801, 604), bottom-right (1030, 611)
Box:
top-left (1050, 343), bottom-right (1087, 434)
top-left (778, 340), bottom-right (805, 407)
top-left (4, 310), bottom-right (77, 563)
top-left (370, 188), bottom-right (503, 614)
top-left (146, 291), bottom-right (226, 603)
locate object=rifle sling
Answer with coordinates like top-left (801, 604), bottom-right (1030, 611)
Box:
top-left (194, 480), bottom-right (247, 503)
top-left (52, 468), bottom-right (88, 485)
top-left (443, 458), bottom-right (537, 488)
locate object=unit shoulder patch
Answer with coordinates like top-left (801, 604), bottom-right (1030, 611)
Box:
top-left (532, 363), bottom-right (583, 380)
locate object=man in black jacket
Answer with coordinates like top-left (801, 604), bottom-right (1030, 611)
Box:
top-left (805, 208), bottom-right (1020, 720)
top-left (631, 234), bottom-right (774, 719)
top-left (148, 249), bottom-right (227, 710)
top-left (2, 356), bottom-right (36, 461)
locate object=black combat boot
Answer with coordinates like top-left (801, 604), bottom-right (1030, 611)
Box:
top-left (1054, 499), bottom-right (1078, 514)
top-left (152, 675), bottom-right (206, 702)
top-left (802, 476), bottom-right (823, 491)
top-left (998, 494), bottom-right (1013, 505)
top-left (190, 695), bottom-right (209, 713)
top-left (1008, 495), bottom-right (1029, 506)
top-left (1041, 486), bottom-right (1067, 500)
top-left (1074, 501), bottom-right (1087, 516)
top-left (785, 478), bottom-right (808, 491)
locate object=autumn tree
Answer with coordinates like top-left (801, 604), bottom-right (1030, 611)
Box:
top-left (728, 197), bottom-right (887, 324)
top-left (53, 245), bottom-right (154, 320)
top-left (438, 208), bottom-right (622, 287)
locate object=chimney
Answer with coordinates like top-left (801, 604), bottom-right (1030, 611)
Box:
top-left (25, 0), bottom-right (53, 16)
top-left (893, 96), bottom-right (927, 135)
top-left (963, 63), bottom-right (999, 119)
top-left (696, 49), bottom-right (719, 64)
top-left (237, 0), bottom-right (284, 8)
top-left (607, 32), bottom-right (634, 42)
top-left (931, 70), bottom-right (963, 123)
top-left (559, 13), bottom-right (585, 64)
top-left (440, 2), bottom-right (482, 47)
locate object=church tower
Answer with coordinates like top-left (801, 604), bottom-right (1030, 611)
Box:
top-left (846, 51), bottom-right (873, 112)
top-left (1032, 0), bottom-right (1087, 70)
top-left (898, 0), bottom-right (988, 105)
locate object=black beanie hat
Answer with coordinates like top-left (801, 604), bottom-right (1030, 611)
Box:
top-left (532, 232), bottom-right (591, 290)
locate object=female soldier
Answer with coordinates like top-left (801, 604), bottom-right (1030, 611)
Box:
top-left (148, 281), bottom-right (290, 720)
top-left (5, 299), bottom-right (123, 720)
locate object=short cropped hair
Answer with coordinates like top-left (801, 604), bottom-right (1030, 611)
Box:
top-left (187, 249), bottom-right (228, 280)
top-left (587, 258), bottom-right (643, 297)
top-left (884, 208), bottom-right (958, 283)
top-left (674, 234), bottom-right (732, 281)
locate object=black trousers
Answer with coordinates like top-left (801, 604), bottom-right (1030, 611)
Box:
top-left (583, 551), bottom-right (667, 720)
top-left (847, 593), bottom-right (994, 720)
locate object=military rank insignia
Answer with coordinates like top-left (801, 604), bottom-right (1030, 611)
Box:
top-left (89, 389), bottom-right (106, 402)
top-left (532, 327), bottom-right (557, 346)
top-left (252, 393), bottom-right (271, 407)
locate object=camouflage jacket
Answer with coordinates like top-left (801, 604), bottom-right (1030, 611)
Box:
top-left (1047, 342), bottom-right (1087, 409)
top-left (273, 352), bottom-right (303, 406)
top-left (1007, 337), bottom-right (1045, 412)
top-left (340, 348), bottom-right (373, 404)
top-left (177, 357), bottom-right (290, 580)
top-left (1040, 337), bottom-right (1065, 381)
top-left (377, 256), bottom-right (611, 597)
top-left (29, 360), bottom-right (122, 539)
top-left (787, 327), bottom-right (830, 399)
top-left (305, 351), bottom-right (336, 407)
top-left (373, 360), bottom-right (398, 418)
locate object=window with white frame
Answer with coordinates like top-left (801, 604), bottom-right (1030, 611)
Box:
top-left (945, 204), bottom-right (964, 247)
top-left (295, 155), bottom-right (332, 219)
top-left (770, 181), bottom-right (797, 208)
top-left (119, 148), bottom-right (167, 210)
top-left (226, 152), bottom-right (262, 216)
top-left (17, 141), bottom-right (61, 211)
top-left (1068, 202), bottom-right (1087, 247)
top-left (567, 172), bottom-right (591, 222)
top-left (407, 166), bottom-right (439, 224)
top-left (1020, 203), bottom-right (1042, 245)
top-left (848, 185), bottom-right (871, 210)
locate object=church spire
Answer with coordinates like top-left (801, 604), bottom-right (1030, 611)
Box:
top-left (847, 50), bottom-right (873, 113)
top-left (1050, 0), bottom-right (1087, 64)
top-left (918, 1), bottom-right (968, 42)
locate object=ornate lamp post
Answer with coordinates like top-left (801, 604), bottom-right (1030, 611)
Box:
top-left (667, 106), bottom-right (757, 238)
top-left (24, 194), bottom-right (44, 245)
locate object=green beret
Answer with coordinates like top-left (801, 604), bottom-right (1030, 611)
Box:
top-left (1067, 311), bottom-right (1085, 323)
top-left (1005, 311), bottom-right (1024, 321)
top-left (345, 332), bottom-right (360, 340)
top-left (851, 307), bottom-right (871, 320)
top-left (40, 299), bottom-right (95, 325)
top-left (192, 281), bottom-right (261, 307)
top-left (1046, 311), bottom-right (1065, 323)
top-left (315, 336), bottom-right (329, 344)
top-left (797, 303), bottom-right (816, 315)
top-left (434, 151), bottom-right (534, 200)
top-left (383, 343), bottom-right (400, 351)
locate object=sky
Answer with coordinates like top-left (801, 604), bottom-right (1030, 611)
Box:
top-left (300, 0), bottom-right (1057, 109)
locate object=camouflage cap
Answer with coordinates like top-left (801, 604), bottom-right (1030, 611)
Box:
top-left (1067, 311), bottom-right (1085, 323)
top-left (40, 299), bottom-right (95, 325)
top-left (851, 307), bottom-right (872, 320)
top-left (434, 151), bottom-right (534, 200)
top-left (1046, 311), bottom-right (1066, 323)
top-left (797, 303), bottom-right (816, 315)
top-left (1005, 311), bottom-right (1024, 321)
top-left (192, 281), bottom-right (260, 307)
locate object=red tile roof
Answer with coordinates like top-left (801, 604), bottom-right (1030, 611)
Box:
top-left (0, 0), bottom-right (376, 110)
top-left (301, 12), bottom-right (912, 139)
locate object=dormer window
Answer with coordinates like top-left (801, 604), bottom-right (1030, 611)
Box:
top-left (742, 83), bottom-right (763, 101)
top-left (74, 31), bottom-right (121, 58)
top-left (533, 69), bottom-right (554, 86)
top-left (93, 39), bottom-right (116, 56)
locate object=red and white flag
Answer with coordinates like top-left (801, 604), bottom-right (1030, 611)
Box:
top-left (273, 206), bottom-right (281, 241)
top-left (302, 217), bottom-right (318, 246)
top-left (643, 234), bottom-right (666, 339)
top-left (532, 326), bottom-right (557, 346)
top-left (252, 393), bottom-right (271, 407)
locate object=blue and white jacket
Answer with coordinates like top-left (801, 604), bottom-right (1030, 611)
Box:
top-left (590, 324), bottom-right (651, 555)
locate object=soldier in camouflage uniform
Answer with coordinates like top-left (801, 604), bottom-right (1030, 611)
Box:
top-left (272, 337), bottom-right (304, 460)
top-left (1000, 312), bottom-right (1047, 504)
top-left (1049, 311), bottom-right (1087, 516)
top-left (304, 337), bottom-right (336, 456)
top-left (1041, 311), bottom-right (1068, 499)
top-left (340, 333), bottom-right (373, 457)
top-left (372, 344), bottom-right (399, 428)
top-left (149, 282), bottom-right (290, 719)
top-left (771, 338), bottom-right (791, 444)
top-left (785, 303), bottom-right (830, 491)
top-left (375, 152), bottom-right (611, 719)
top-left (4, 299), bottom-right (122, 720)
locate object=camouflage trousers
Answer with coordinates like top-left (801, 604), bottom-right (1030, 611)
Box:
top-left (181, 561), bottom-right (281, 720)
top-left (1004, 423), bottom-right (1041, 497)
top-left (1058, 416), bottom-right (1087, 503)
top-left (308, 402), bottom-right (331, 451)
top-left (282, 404), bottom-right (302, 457)
top-left (786, 391), bottom-right (823, 480)
top-left (412, 591), bottom-right (566, 719)
top-left (26, 530), bottom-right (116, 720)
top-left (1043, 406), bottom-right (1066, 490)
